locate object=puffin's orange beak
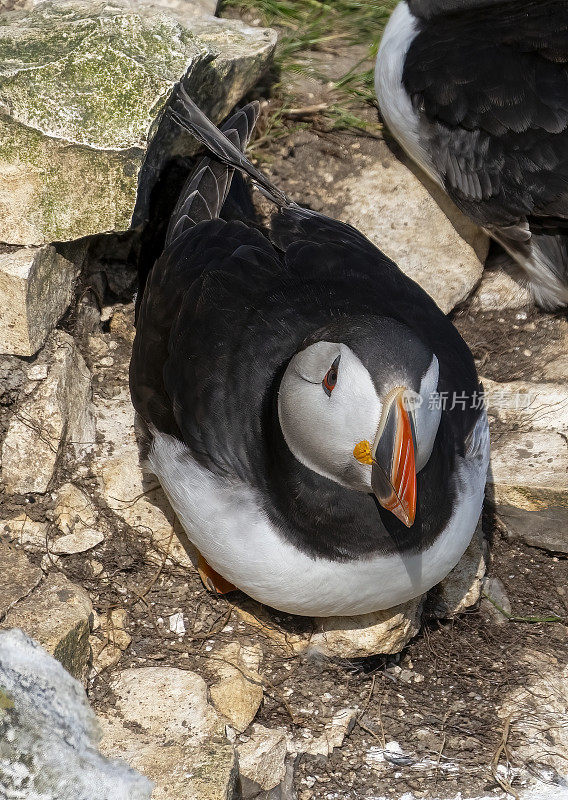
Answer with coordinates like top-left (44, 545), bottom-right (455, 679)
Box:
top-left (354, 389), bottom-right (417, 528)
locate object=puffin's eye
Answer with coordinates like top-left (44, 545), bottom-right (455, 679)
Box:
top-left (322, 356), bottom-right (340, 397)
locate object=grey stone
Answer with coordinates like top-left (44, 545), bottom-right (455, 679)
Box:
top-left (482, 576), bottom-right (511, 625)
top-left (429, 523), bottom-right (486, 617)
top-left (334, 153), bottom-right (489, 314)
top-left (469, 267), bottom-right (531, 313)
top-left (0, 629), bottom-right (152, 800)
top-left (100, 667), bottom-right (238, 800)
top-left (0, 539), bottom-right (42, 617)
top-left (0, 246), bottom-right (76, 356)
top-left (1, 572), bottom-right (93, 681)
top-left (484, 377), bottom-right (568, 553)
top-left (1, 331), bottom-right (95, 494)
top-left (0, 0), bottom-right (276, 245)
top-left (237, 724), bottom-right (288, 791)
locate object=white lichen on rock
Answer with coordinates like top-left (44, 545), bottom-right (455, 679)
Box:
top-left (0, 629), bottom-right (152, 800)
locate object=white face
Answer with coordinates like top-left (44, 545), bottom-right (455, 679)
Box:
top-left (277, 341), bottom-right (440, 491)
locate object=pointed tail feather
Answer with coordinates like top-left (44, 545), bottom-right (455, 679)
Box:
top-left (168, 84), bottom-right (293, 211)
top-left (166, 100), bottom-right (261, 245)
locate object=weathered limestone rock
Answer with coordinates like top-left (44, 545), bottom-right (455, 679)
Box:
top-left (52, 482), bottom-right (104, 554)
top-left (288, 709), bottom-right (357, 757)
top-left (0, 629), bottom-right (152, 800)
top-left (428, 524), bottom-right (486, 617)
top-left (90, 608), bottom-right (132, 676)
top-left (0, 245), bottom-right (76, 356)
top-left (469, 266), bottom-right (531, 313)
top-left (237, 724), bottom-right (288, 792)
top-left (310, 597), bottom-right (424, 659)
top-left (210, 642), bottom-right (264, 732)
top-left (1, 331), bottom-right (95, 494)
top-left (499, 651), bottom-right (568, 794)
top-left (485, 377), bottom-right (568, 553)
top-left (0, 538), bottom-right (42, 617)
top-left (100, 667), bottom-right (238, 800)
top-left (0, 513), bottom-right (48, 550)
top-left (0, 0), bottom-right (276, 245)
top-left (336, 154), bottom-right (489, 313)
top-left (1, 572), bottom-right (93, 680)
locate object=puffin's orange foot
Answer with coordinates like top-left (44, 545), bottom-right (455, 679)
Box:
top-left (197, 552), bottom-right (236, 595)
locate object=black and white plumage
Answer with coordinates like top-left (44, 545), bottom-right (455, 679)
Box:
top-left (376, 0), bottom-right (568, 309)
top-left (130, 88), bottom-right (489, 617)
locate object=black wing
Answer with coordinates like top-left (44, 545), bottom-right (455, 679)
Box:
top-left (403, 0), bottom-right (568, 230)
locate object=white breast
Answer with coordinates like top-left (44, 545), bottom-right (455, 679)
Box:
top-left (375, 2), bottom-right (438, 183)
top-left (147, 414), bottom-right (489, 618)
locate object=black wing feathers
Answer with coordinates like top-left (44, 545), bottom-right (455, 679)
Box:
top-left (166, 101), bottom-right (260, 245)
top-left (403, 1), bottom-right (568, 228)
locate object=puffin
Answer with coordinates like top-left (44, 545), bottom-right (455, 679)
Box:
top-left (129, 86), bottom-right (490, 617)
top-left (375, 0), bottom-right (568, 310)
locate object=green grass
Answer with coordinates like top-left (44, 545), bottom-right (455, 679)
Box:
top-left (220, 0), bottom-right (397, 143)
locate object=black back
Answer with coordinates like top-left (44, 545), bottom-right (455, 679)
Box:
top-left (403, 0), bottom-right (568, 232)
top-left (131, 94), bottom-right (484, 561)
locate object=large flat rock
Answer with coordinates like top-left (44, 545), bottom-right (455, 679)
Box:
top-left (1, 330), bottom-right (95, 494)
top-left (335, 153), bottom-right (489, 314)
top-left (0, 0), bottom-right (275, 245)
top-left (2, 571), bottom-right (93, 681)
top-left (99, 667), bottom-right (238, 800)
top-left (485, 377), bottom-right (568, 553)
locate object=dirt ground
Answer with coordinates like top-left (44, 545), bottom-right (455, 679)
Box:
top-left (6, 16), bottom-right (568, 800)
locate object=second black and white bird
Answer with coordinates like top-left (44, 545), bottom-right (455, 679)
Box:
top-left (376, 0), bottom-right (568, 309)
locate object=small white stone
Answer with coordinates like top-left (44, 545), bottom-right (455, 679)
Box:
top-left (168, 612), bottom-right (185, 635)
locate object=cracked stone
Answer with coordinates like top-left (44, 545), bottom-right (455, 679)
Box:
top-left (237, 724), bottom-right (288, 792)
top-left (0, 245), bottom-right (76, 356)
top-left (484, 377), bottom-right (568, 553)
top-left (210, 642), bottom-right (264, 733)
top-left (0, 539), bottom-right (42, 618)
top-left (1, 571), bottom-right (93, 681)
top-left (100, 667), bottom-right (238, 800)
top-left (1, 331), bottom-right (95, 495)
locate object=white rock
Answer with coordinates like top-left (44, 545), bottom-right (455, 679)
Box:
top-left (237, 724), bottom-right (288, 791)
top-left (51, 528), bottom-right (104, 555)
top-left (484, 377), bottom-right (568, 553)
top-left (168, 612), bottom-right (186, 635)
top-left (0, 630), bottom-right (152, 800)
top-left (288, 708), bottom-right (357, 757)
top-left (310, 596), bottom-right (424, 658)
top-left (335, 153), bottom-right (489, 313)
top-left (0, 246), bottom-right (76, 356)
top-left (100, 667), bottom-right (238, 800)
top-left (469, 268), bottom-right (531, 312)
top-left (1, 331), bottom-right (95, 494)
